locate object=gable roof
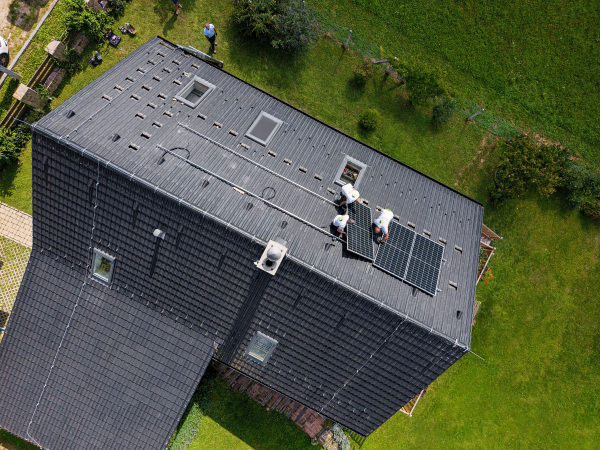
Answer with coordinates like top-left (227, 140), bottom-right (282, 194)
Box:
top-left (0, 251), bottom-right (214, 450)
top-left (34, 36), bottom-right (483, 348)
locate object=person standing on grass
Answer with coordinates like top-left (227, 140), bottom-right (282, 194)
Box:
top-left (204, 23), bottom-right (217, 53)
top-left (172, 0), bottom-right (183, 15)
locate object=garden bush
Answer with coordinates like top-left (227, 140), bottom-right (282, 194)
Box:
top-left (491, 134), bottom-right (570, 202)
top-left (61, 0), bottom-right (111, 44)
top-left (389, 56), bottom-right (447, 105)
top-left (349, 61), bottom-right (374, 89)
top-left (233, 0), bottom-right (318, 52)
top-left (431, 96), bottom-right (456, 130)
top-left (562, 162), bottom-right (600, 219)
top-left (0, 126), bottom-right (31, 171)
top-left (107, 0), bottom-right (126, 18)
top-left (52, 45), bottom-right (83, 76)
top-left (358, 108), bottom-right (380, 131)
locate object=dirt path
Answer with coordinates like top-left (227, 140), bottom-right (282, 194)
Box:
top-left (0, 0), bottom-right (53, 63)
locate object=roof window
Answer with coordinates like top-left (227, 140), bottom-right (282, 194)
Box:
top-left (246, 111), bottom-right (283, 146)
top-left (335, 156), bottom-right (367, 187)
top-left (246, 331), bottom-right (278, 364)
top-left (91, 249), bottom-right (115, 285)
top-left (175, 76), bottom-right (215, 108)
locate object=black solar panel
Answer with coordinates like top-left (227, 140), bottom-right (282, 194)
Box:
top-left (373, 223), bottom-right (444, 296)
top-left (373, 242), bottom-right (410, 279)
top-left (405, 256), bottom-right (441, 296)
top-left (386, 221), bottom-right (416, 253)
top-left (347, 202), bottom-right (372, 229)
top-left (347, 223), bottom-right (374, 260)
top-left (411, 234), bottom-right (444, 267)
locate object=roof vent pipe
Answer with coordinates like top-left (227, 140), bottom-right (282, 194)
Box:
top-left (255, 238), bottom-right (287, 275)
top-left (153, 229), bottom-right (166, 240)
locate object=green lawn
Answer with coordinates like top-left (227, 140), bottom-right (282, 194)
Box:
top-left (0, 141), bottom-right (32, 214)
top-left (310, 0), bottom-right (600, 166)
top-left (0, 0), bottom-right (599, 448)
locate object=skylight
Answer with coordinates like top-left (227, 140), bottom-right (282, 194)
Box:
top-left (246, 331), bottom-right (278, 364)
top-left (175, 76), bottom-right (216, 108)
top-left (91, 249), bottom-right (115, 285)
top-left (246, 112), bottom-right (283, 146)
top-left (335, 156), bottom-right (367, 187)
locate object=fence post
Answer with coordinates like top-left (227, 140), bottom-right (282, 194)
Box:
top-left (467, 108), bottom-right (485, 121)
top-left (344, 30), bottom-right (352, 49)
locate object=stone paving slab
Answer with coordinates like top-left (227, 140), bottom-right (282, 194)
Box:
top-left (0, 203), bottom-right (32, 248)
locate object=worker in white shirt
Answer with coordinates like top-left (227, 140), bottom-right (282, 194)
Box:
top-left (332, 214), bottom-right (355, 236)
top-left (339, 183), bottom-right (360, 209)
top-left (373, 209), bottom-right (393, 243)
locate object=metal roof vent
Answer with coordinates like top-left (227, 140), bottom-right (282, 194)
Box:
top-left (255, 238), bottom-right (287, 275)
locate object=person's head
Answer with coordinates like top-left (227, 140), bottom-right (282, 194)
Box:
top-left (205, 23), bottom-right (210, 29)
top-left (374, 226), bottom-right (382, 234)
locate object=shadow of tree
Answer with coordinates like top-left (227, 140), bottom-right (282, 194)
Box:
top-left (0, 161), bottom-right (20, 197)
top-left (6, 0), bottom-right (49, 32)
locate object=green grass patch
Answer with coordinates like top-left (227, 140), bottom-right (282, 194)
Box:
top-left (0, 141), bottom-right (33, 214)
top-left (190, 369), bottom-right (312, 450)
top-left (310, 0), bottom-right (600, 165)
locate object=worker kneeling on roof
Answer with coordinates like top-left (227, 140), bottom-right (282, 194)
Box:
top-left (333, 214), bottom-right (355, 236)
top-left (339, 183), bottom-right (360, 209)
top-left (373, 209), bottom-right (393, 243)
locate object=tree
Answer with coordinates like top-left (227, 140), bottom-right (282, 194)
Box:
top-left (388, 56), bottom-right (447, 104)
top-left (492, 134), bottom-right (570, 201)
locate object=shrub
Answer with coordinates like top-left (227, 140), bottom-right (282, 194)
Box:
top-left (270, 1), bottom-right (318, 52)
top-left (358, 109), bottom-right (380, 131)
top-left (107, 0), bottom-right (126, 18)
top-left (389, 56), bottom-right (447, 104)
top-left (233, 0), bottom-right (318, 52)
top-left (0, 126), bottom-right (31, 171)
top-left (563, 162), bottom-right (600, 219)
top-left (233, 0), bottom-right (278, 39)
top-left (61, 0), bottom-right (111, 44)
top-left (349, 61), bottom-right (374, 89)
top-left (52, 45), bottom-right (83, 76)
top-left (431, 96), bottom-right (456, 129)
top-left (331, 424), bottom-right (350, 450)
top-left (491, 134), bottom-right (570, 202)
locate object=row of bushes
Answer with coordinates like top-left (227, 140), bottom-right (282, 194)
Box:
top-left (492, 134), bottom-right (600, 219)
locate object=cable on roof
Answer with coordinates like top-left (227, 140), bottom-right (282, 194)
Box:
top-left (178, 123), bottom-right (338, 207)
top-left (156, 144), bottom-right (343, 243)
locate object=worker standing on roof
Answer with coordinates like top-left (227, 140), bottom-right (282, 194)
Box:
top-left (339, 183), bottom-right (359, 209)
top-left (373, 209), bottom-right (393, 243)
top-left (332, 214), bottom-right (355, 236)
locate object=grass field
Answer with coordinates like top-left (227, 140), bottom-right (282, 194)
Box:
top-left (310, 0), bottom-right (600, 166)
top-left (0, 0), bottom-right (598, 448)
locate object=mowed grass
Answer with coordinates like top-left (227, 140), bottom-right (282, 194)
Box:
top-left (0, 0), bottom-right (598, 448)
top-left (0, 141), bottom-right (32, 215)
top-left (310, 0), bottom-right (600, 165)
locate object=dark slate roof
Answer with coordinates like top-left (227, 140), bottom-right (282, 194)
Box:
top-left (0, 251), bottom-right (214, 450)
top-left (35, 37), bottom-right (482, 345)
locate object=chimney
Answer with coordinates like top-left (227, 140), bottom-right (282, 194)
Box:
top-left (255, 238), bottom-right (288, 275)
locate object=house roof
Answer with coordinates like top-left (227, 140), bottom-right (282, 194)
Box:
top-left (0, 251), bottom-right (215, 450)
top-left (35, 36), bottom-right (483, 347)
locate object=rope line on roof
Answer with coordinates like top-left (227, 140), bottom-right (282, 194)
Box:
top-left (178, 123), bottom-right (338, 207)
top-left (156, 144), bottom-right (342, 242)
top-left (26, 159), bottom-right (101, 447)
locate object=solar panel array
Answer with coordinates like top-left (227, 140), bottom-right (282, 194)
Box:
top-left (374, 222), bottom-right (444, 296)
top-left (346, 202), bottom-right (374, 260)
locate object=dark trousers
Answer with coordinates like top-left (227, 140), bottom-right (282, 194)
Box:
top-left (206, 35), bottom-right (216, 52)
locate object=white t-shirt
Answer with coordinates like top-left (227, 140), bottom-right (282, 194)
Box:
top-left (333, 214), bottom-right (350, 230)
top-left (374, 209), bottom-right (393, 235)
top-left (341, 183), bottom-right (359, 204)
